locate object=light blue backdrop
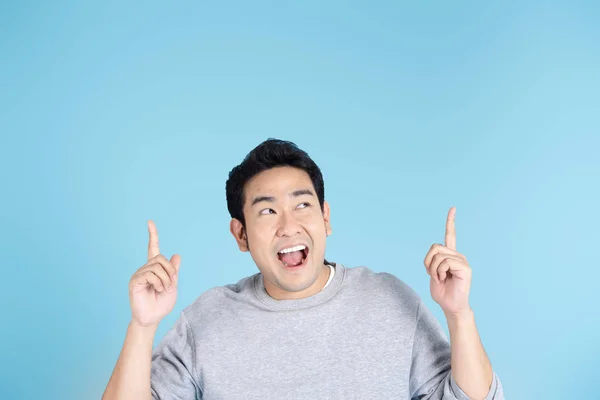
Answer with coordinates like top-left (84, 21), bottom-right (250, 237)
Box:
top-left (1, 1), bottom-right (598, 399)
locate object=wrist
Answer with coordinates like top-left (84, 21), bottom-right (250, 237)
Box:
top-left (444, 308), bottom-right (475, 324)
top-left (128, 320), bottom-right (159, 338)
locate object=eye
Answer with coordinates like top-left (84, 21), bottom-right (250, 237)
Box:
top-left (297, 202), bottom-right (310, 209)
top-left (259, 208), bottom-right (276, 215)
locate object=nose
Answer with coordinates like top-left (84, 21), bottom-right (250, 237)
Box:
top-left (276, 210), bottom-right (302, 237)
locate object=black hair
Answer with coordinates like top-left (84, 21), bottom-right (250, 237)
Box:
top-left (225, 138), bottom-right (325, 228)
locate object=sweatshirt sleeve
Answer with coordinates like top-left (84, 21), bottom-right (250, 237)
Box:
top-left (150, 311), bottom-right (202, 400)
top-left (409, 300), bottom-right (504, 400)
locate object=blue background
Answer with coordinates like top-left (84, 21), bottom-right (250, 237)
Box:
top-left (1, 1), bottom-right (599, 399)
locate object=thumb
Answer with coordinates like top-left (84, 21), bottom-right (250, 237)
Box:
top-left (170, 254), bottom-right (181, 275)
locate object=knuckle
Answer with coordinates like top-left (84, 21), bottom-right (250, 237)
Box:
top-left (149, 263), bottom-right (163, 272)
top-left (157, 256), bottom-right (173, 270)
top-left (143, 263), bottom-right (154, 272)
top-left (130, 272), bottom-right (142, 283)
top-left (137, 263), bottom-right (149, 273)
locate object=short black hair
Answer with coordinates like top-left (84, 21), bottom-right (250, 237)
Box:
top-left (226, 138), bottom-right (325, 228)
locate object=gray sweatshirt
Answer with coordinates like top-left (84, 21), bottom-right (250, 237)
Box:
top-left (150, 263), bottom-right (504, 399)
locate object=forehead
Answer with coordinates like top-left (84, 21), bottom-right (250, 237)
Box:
top-left (244, 166), bottom-right (314, 198)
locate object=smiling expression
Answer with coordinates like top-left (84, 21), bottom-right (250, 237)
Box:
top-left (230, 166), bottom-right (332, 300)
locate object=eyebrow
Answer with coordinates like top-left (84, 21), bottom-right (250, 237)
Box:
top-left (251, 189), bottom-right (315, 207)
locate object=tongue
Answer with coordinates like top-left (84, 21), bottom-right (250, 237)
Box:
top-left (280, 250), bottom-right (304, 266)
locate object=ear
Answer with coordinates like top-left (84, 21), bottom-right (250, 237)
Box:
top-left (230, 218), bottom-right (249, 252)
top-left (323, 200), bottom-right (332, 236)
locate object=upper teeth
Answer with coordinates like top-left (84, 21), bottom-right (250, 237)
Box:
top-left (279, 245), bottom-right (306, 254)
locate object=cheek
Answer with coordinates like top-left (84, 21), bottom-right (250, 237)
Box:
top-left (247, 223), bottom-right (275, 250)
top-left (303, 218), bottom-right (327, 241)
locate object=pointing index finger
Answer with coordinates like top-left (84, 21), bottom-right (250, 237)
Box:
top-left (445, 206), bottom-right (456, 250)
top-left (148, 220), bottom-right (160, 260)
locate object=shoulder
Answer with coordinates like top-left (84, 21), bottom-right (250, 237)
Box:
top-left (343, 265), bottom-right (422, 312)
top-left (181, 272), bottom-right (258, 322)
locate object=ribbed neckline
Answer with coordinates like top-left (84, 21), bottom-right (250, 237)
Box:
top-left (252, 262), bottom-right (346, 311)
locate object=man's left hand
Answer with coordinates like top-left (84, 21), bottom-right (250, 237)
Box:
top-left (423, 207), bottom-right (472, 315)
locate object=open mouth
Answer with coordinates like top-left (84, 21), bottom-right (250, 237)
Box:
top-left (277, 245), bottom-right (309, 268)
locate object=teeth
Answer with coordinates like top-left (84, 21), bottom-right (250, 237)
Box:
top-left (278, 245), bottom-right (306, 254)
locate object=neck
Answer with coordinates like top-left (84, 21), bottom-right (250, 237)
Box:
top-left (266, 263), bottom-right (331, 300)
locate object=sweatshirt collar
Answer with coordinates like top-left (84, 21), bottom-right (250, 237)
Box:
top-left (252, 262), bottom-right (346, 311)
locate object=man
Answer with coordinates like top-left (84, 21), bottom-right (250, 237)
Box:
top-left (102, 139), bottom-right (504, 399)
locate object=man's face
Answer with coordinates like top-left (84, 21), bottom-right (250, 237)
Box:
top-left (230, 166), bottom-right (332, 300)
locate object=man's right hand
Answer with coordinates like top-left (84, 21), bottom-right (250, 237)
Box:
top-left (128, 220), bottom-right (181, 328)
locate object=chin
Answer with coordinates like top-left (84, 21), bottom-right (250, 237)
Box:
top-left (281, 274), bottom-right (319, 293)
